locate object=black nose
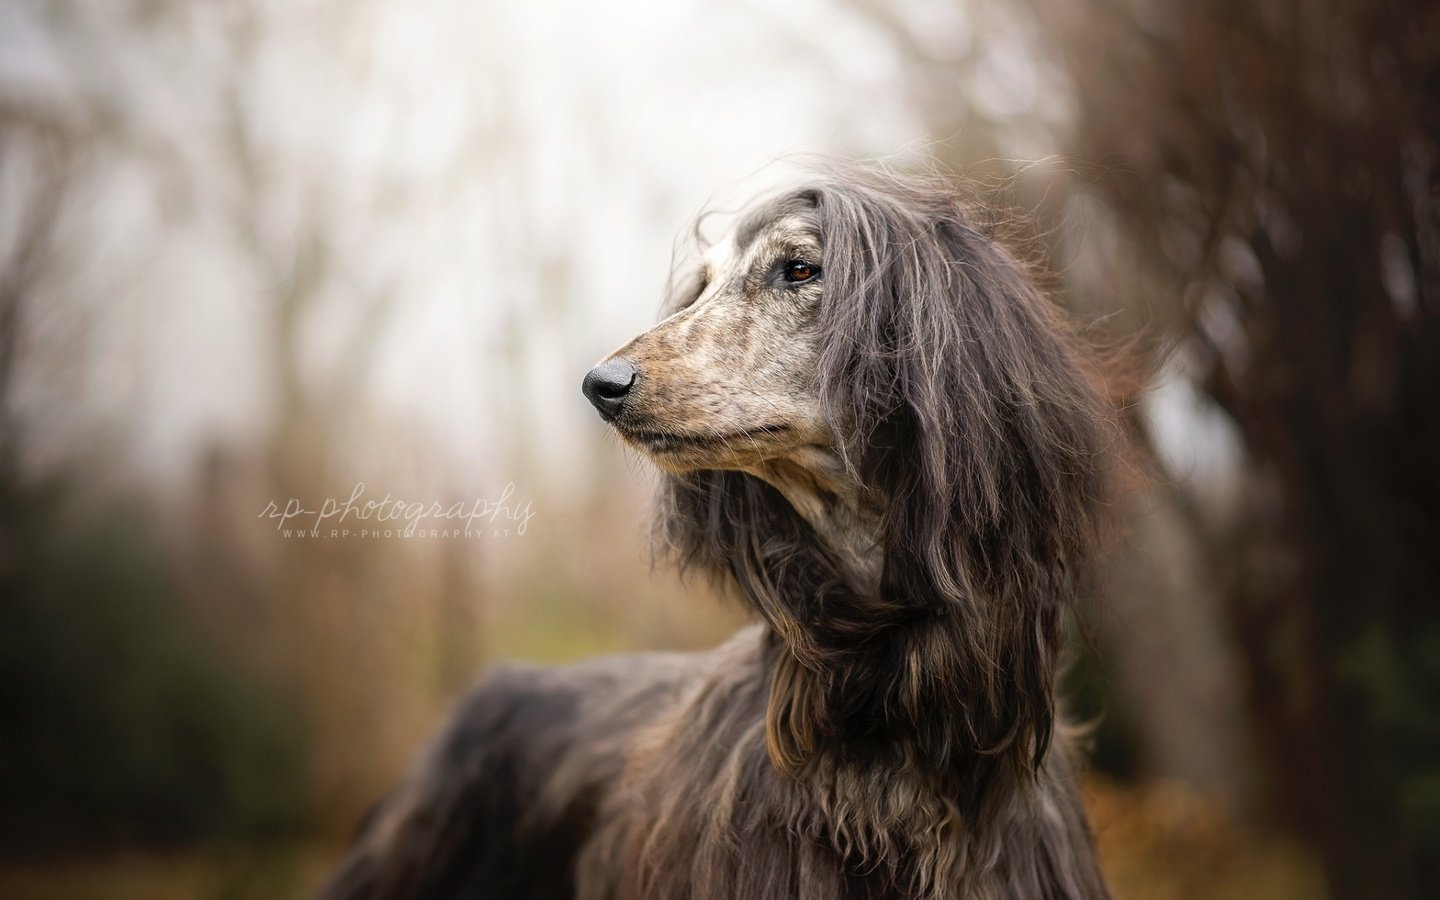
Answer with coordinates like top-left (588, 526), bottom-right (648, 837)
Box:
top-left (582, 358), bottom-right (638, 421)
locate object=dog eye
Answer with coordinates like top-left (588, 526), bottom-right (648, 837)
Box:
top-left (783, 260), bottom-right (820, 284)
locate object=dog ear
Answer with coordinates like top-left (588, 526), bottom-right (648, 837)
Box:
top-left (812, 174), bottom-right (1115, 776)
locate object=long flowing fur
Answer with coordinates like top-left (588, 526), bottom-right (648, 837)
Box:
top-left (321, 168), bottom-right (1117, 900)
top-left (649, 171), bottom-right (1115, 896)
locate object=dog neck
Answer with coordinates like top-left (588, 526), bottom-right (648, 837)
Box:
top-left (745, 449), bottom-right (884, 595)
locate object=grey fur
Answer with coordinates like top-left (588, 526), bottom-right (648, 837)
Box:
top-left (320, 166), bottom-right (1118, 900)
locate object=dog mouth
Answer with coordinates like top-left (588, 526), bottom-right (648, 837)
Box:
top-left (614, 422), bottom-right (793, 454)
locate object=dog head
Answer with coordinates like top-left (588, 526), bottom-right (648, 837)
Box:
top-left (582, 191), bottom-right (830, 473)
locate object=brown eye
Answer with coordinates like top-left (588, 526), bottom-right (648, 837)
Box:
top-left (783, 260), bottom-right (819, 283)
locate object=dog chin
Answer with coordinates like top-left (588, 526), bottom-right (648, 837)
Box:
top-left (613, 419), bottom-right (792, 472)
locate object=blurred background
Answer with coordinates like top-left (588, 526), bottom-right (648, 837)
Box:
top-left (1, 1), bottom-right (1436, 898)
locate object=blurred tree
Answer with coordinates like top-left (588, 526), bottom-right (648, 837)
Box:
top-left (0, 0), bottom-right (510, 838)
top-left (847, 0), bottom-right (1440, 895)
top-left (0, 17), bottom-right (309, 852)
top-left (1027, 1), bottom-right (1440, 896)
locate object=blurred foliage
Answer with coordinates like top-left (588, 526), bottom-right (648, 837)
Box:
top-left (0, 476), bottom-right (306, 855)
top-left (0, 845), bottom-right (333, 900)
top-left (1086, 778), bottom-right (1325, 900)
top-left (1063, 634), bottom-right (1142, 783)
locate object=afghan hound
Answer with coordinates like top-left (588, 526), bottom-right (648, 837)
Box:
top-left (321, 166), bottom-right (1118, 900)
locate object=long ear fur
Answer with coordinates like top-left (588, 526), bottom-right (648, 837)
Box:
top-left (658, 168), bottom-right (1115, 813)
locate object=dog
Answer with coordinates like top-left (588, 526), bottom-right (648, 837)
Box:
top-left (320, 166), bottom-right (1117, 899)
